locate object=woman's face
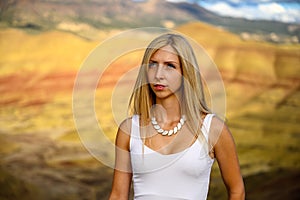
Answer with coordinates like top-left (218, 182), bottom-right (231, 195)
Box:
top-left (147, 45), bottom-right (182, 100)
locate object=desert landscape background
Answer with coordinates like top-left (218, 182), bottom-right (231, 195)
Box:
top-left (0, 0), bottom-right (300, 199)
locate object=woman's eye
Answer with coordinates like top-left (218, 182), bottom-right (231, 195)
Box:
top-left (167, 63), bottom-right (175, 69)
top-left (149, 62), bottom-right (157, 68)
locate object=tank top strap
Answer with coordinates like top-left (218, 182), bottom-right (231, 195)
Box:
top-left (131, 115), bottom-right (141, 138)
top-left (130, 115), bottom-right (144, 152)
top-left (201, 114), bottom-right (215, 142)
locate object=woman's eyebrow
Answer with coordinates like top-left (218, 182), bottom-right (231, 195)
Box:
top-left (164, 61), bottom-right (180, 66)
top-left (149, 59), bottom-right (179, 65)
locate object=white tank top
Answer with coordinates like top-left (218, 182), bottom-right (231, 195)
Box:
top-left (130, 114), bottom-right (215, 200)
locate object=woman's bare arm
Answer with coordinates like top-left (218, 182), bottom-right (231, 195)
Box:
top-left (211, 117), bottom-right (245, 200)
top-left (109, 119), bottom-right (132, 200)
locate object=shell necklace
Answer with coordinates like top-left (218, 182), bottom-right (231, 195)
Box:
top-left (151, 115), bottom-right (186, 136)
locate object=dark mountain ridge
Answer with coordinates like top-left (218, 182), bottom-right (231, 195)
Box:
top-left (0, 0), bottom-right (299, 43)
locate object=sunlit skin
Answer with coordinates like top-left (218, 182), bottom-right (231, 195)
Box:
top-left (147, 45), bottom-right (182, 102)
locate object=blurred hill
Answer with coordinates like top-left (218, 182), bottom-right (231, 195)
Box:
top-left (0, 0), bottom-right (299, 43)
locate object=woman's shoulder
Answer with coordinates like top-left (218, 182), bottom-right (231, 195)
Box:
top-left (201, 113), bottom-right (227, 137)
top-left (115, 116), bottom-right (135, 151)
top-left (118, 116), bottom-right (134, 135)
top-left (118, 114), bottom-right (141, 135)
top-left (210, 114), bottom-right (227, 131)
top-left (201, 112), bottom-right (225, 125)
top-left (209, 114), bottom-right (232, 147)
top-left (200, 112), bottom-right (218, 123)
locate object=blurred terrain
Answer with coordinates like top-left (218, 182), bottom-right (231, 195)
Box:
top-left (0, 0), bottom-right (300, 199)
top-left (0, 0), bottom-right (299, 43)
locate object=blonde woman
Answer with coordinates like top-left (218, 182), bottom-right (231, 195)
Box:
top-left (109, 33), bottom-right (245, 200)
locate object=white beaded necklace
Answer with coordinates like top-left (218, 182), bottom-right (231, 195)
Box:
top-left (151, 115), bottom-right (186, 136)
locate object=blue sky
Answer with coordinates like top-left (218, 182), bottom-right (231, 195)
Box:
top-left (167, 0), bottom-right (300, 23)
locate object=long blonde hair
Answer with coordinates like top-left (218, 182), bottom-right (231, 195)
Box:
top-left (129, 33), bottom-right (211, 139)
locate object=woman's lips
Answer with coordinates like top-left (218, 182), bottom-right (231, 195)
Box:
top-left (153, 84), bottom-right (166, 91)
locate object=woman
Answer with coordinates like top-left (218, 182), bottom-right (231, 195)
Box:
top-left (109, 33), bottom-right (245, 200)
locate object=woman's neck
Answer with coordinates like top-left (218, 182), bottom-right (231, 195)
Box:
top-left (154, 96), bottom-right (181, 123)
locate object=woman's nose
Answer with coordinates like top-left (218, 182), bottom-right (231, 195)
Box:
top-left (155, 65), bottom-right (164, 80)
